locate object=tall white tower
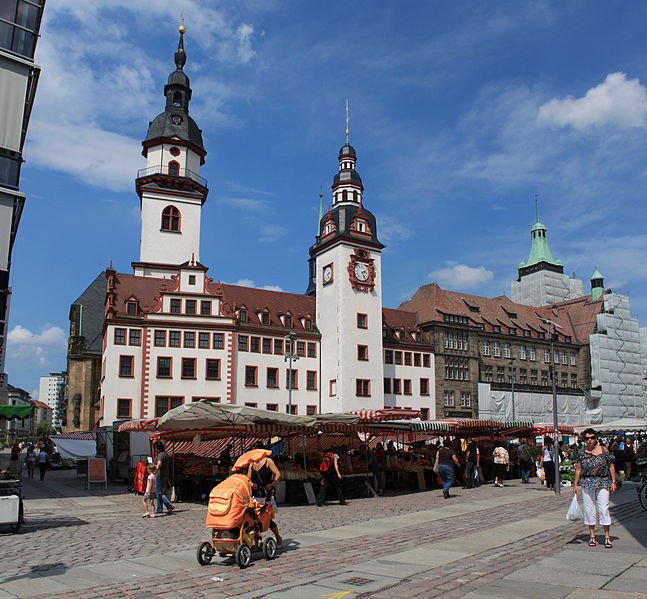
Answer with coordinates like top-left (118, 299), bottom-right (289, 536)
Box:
top-left (308, 111), bottom-right (385, 412)
top-left (134, 26), bottom-right (208, 278)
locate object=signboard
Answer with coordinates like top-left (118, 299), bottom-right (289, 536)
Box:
top-left (303, 481), bottom-right (316, 505)
top-left (87, 458), bottom-right (107, 490)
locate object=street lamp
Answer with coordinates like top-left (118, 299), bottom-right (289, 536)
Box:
top-left (509, 358), bottom-right (516, 421)
top-left (540, 317), bottom-right (562, 496)
top-left (284, 332), bottom-right (299, 413)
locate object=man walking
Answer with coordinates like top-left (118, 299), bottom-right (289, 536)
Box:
top-left (517, 438), bottom-right (532, 484)
top-left (316, 449), bottom-right (347, 506)
top-left (154, 441), bottom-right (174, 515)
top-left (464, 437), bottom-right (480, 489)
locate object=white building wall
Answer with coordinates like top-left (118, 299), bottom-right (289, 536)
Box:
top-left (511, 270), bottom-right (584, 307)
top-left (588, 291), bottom-right (645, 422)
top-left (316, 243), bottom-right (384, 413)
top-left (383, 356), bottom-right (436, 415)
top-left (38, 374), bottom-right (65, 430)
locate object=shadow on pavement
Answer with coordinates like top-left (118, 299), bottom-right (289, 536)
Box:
top-left (0, 562), bottom-right (69, 584)
top-left (1, 516), bottom-right (90, 535)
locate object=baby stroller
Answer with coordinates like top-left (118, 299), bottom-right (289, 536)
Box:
top-left (197, 450), bottom-right (278, 569)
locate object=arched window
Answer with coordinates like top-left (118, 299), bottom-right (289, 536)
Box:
top-left (353, 190), bottom-right (358, 202)
top-left (342, 190), bottom-right (348, 202)
top-left (172, 91), bottom-right (182, 107)
top-left (161, 205), bottom-right (181, 232)
top-left (168, 160), bottom-right (180, 176)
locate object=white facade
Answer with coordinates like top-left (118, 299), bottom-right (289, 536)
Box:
top-left (383, 350), bottom-right (435, 415)
top-left (38, 373), bottom-right (65, 431)
top-left (511, 269), bottom-right (584, 307)
top-left (316, 243), bottom-right (385, 412)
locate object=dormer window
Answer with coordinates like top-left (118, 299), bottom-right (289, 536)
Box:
top-left (261, 311), bottom-right (270, 326)
top-left (127, 301), bottom-right (138, 316)
top-left (305, 318), bottom-right (312, 331)
top-left (284, 314), bottom-right (292, 328)
top-left (161, 205), bottom-right (181, 232)
top-left (239, 308), bottom-right (247, 323)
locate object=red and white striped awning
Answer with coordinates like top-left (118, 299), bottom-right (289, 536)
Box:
top-left (117, 419), bottom-right (159, 433)
top-left (51, 432), bottom-right (97, 440)
top-left (348, 409), bottom-right (421, 422)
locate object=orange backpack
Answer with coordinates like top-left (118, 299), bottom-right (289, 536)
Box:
top-left (206, 473), bottom-right (253, 530)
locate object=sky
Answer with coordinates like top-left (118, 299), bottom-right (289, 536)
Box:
top-left (7, 0), bottom-right (647, 398)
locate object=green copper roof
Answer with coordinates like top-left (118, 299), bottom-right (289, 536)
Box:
top-left (519, 219), bottom-right (562, 268)
top-left (591, 268), bottom-right (604, 280)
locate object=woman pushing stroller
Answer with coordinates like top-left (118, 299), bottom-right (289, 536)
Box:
top-left (247, 447), bottom-right (282, 546)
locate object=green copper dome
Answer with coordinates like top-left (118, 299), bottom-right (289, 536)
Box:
top-left (524, 220), bottom-right (561, 268)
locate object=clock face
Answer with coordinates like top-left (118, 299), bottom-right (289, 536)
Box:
top-left (323, 265), bottom-right (333, 283)
top-left (354, 262), bottom-right (369, 282)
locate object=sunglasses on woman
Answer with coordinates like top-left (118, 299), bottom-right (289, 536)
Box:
top-left (584, 435), bottom-right (596, 440)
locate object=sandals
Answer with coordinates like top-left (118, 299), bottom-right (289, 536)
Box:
top-left (588, 537), bottom-right (596, 547)
top-left (604, 539), bottom-right (613, 549)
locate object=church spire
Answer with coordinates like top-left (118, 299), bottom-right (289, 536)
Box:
top-left (175, 24), bottom-right (187, 71)
top-left (332, 100), bottom-right (363, 206)
top-left (518, 196), bottom-right (563, 274)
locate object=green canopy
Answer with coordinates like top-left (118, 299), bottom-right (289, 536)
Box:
top-left (0, 405), bottom-right (35, 421)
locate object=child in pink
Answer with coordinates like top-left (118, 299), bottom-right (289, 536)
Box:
top-left (141, 463), bottom-right (157, 518)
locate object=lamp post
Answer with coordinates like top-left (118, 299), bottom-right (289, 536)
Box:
top-left (284, 332), bottom-right (299, 413)
top-left (540, 317), bottom-right (562, 495)
top-left (509, 358), bottom-right (516, 421)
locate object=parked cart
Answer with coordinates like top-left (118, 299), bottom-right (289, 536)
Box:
top-left (0, 480), bottom-right (24, 533)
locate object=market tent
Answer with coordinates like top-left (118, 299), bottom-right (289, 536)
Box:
top-left (51, 438), bottom-right (96, 461)
top-left (348, 409), bottom-right (421, 422)
top-left (117, 418), bottom-right (159, 433)
top-left (156, 400), bottom-right (318, 431)
top-left (0, 405), bottom-right (34, 421)
top-left (574, 418), bottom-right (647, 434)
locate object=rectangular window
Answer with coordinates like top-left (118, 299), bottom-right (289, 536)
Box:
top-left (274, 339), bottom-right (284, 355)
top-left (119, 355), bottom-right (134, 377)
top-left (420, 378), bottom-right (429, 395)
top-left (529, 347), bottom-right (536, 361)
top-left (267, 367), bottom-right (279, 388)
top-left (357, 345), bottom-right (368, 361)
top-left (395, 351), bottom-right (403, 365)
top-left (250, 337), bottom-right (260, 353)
top-left (385, 350), bottom-right (393, 364)
top-left (184, 331), bottom-right (195, 348)
top-left (493, 342), bottom-right (501, 357)
top-left (155, 396), bottom-right (183, 417)
top-left (286, 369), bottom-right (298, 389)
top-left (185, 299), bottom-right (196, 315)
top-left (263, 338), bottom-right (272, 354)
top-left (188, 275), bottom-right (196, 285)
top-left (200, 300), bottom-right (212, 315)
top-left (305, 318), bottom-right (312, 331)
top-left (519, 346), bottom-right (526, 360)
top-left (286, 404), bottom-right (297, 415)
top-left (357, 313), bottom-right (368, 328)
top-left (393, 378), bottom-right (401, 394)
top-left (384, 378), bottom-right (392, 394)
top-left (198, 332), bottom-right (210, 349)
top-left (561, 352), bottom-right (567, 365)
top-left (157, 357), bottom-right (172, 378)
top-left (154, 330), bottom-right (166, 347)
top-left (307, 342), bottom-right (317, 358)
top-left (484, 365), bottom-right (493, 382)
top-left (239, 309), bottom-right (247, 323)
top-left (497, 366), bottom-right (505, 383)
top-left (169, 331), bottom-right (181, 347)
top-left (404, 352), bottom-right (412, 366)
top-left (114, 328), bottom-right (126, 345)
top-left (238, 335), bottom-right (249, 351)
top-left (266, 403), bottom-right (278, 412)
top-left (482, 340), bottom-right (490, 356)
top-left (117, 398), bottom-right (132, 419)
top-left (206, 359), bottom-right (220, 380)
top-left (356, 379), bottom-right (371, 397)
top-left (403, 379), bottom-right (412, 395)
top-left (127, 302), bottom-right (137, 316)
top-left (414, 353), bottom-right (421, 367)
top-left (181, 358), bottom-right (196, 379)
top-left (261, 312), bottom-right (270, 326)
top-left (128, 329), bottom-right (141, 346)
top-left (554, 350), bottom-right (559, 364)
top-left (244, 402), bottom-right (258, 408)
top-left (306, 370), bottom-right (317, 390)
top-left (561, 372), bottom-right (568, 388)
top-left (420, 408), bottom-right (430, 420)
top-left (330, 379), bottom-right (337, 396)
top-left (460, 392), bottom-right (471, 408)
top-left (245, 365), bottom-right (258, 386)
top-left (423, 354), bottom-right (431, 368)
top-left (306, 405), bottom-right (317, 416)
top-left (296, 341), bottom-right (305, 357)
top-left (443, 390), bottom-right (455, 407)
top-left (503, 343), bottom-right (511, 358)
top-left (170, 299), bottom-right (181, 314)
top-left (570, 352), bottom-right (576, 366)
top-left (541, 370), bottom-right (549, 386)
top-left (213, 333), bottom-right (224, 349)
top-left (544, 349), bottom-right (550, 363)
top-left (531, 369), bottom-right (538, 385)
top-left (571, 373), bottom-right (578, 388)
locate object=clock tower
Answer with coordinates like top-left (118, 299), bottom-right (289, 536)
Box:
top-left (134, 26), bottom-right (208, 278)
top-left (308, 116), bottom-right (385, 412)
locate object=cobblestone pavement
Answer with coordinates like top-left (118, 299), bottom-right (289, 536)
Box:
top-left (1, 470), bottom-right (645, 598)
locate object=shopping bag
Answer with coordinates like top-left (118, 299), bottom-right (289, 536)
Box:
top-left (566, 495), bottom-right (583, 521)
top-left (536, 467), bottom-right (545, 481)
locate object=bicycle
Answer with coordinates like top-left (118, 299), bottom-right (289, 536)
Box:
top-left (637, 457), bottom-right (647, 511)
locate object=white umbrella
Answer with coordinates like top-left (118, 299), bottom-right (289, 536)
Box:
top-left (574, 418), bottom-right (647, 434)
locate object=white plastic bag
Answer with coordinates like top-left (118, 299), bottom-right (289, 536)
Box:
top-left (566, 494), bottom-right (583, 521)
top-left (536, 467), bottom-right (545, 481)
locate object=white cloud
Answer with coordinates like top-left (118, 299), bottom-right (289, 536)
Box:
top-left (376, 214), bottom-right (415, 246)
top-left (537, 73), bottom-right (647, 131)
top-left (6, 325), bottom-right (67, 373)
top-left (230, 279), bottom-right (283, 292)
top-left (8, 325), bottom-right (66, 347)
top-left (219, 197), bottom-right (269, 211)
top-left (428, 261), bottom-right (494, 290)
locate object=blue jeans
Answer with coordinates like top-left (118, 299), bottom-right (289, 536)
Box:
top-left (438, 464), bottom-right (454, 493)
top-left (520, 460), bottom-right (532, 482)
top-left (465, 462), bottom-right (477, 488)
top-left (156, 476), bottom-right (173, 513)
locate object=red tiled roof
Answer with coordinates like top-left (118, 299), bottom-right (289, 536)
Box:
top-left (382, 307), bottom-right (431, 346)
top-left (399, 283), bottom-right (602, 344)
top-left (32, 401), bottom-right (51, 410)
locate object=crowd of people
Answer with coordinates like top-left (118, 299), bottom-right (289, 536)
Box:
top-left (6, 438), bottom-right (57, 481)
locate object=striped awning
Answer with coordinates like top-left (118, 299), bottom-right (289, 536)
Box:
top-left (533, 423), bottom-right (575, 435)
top-left (117, 419), bottom-right (159, 433)
top-left (51, 431), bottom-right (97, 440)
top-left (348, 408), bottom-right (421, 422)
top-left (408, 420), bottom-right (460, 433)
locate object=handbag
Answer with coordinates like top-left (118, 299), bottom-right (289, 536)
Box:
top-left (537, 467), bottom-right (545, 481)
